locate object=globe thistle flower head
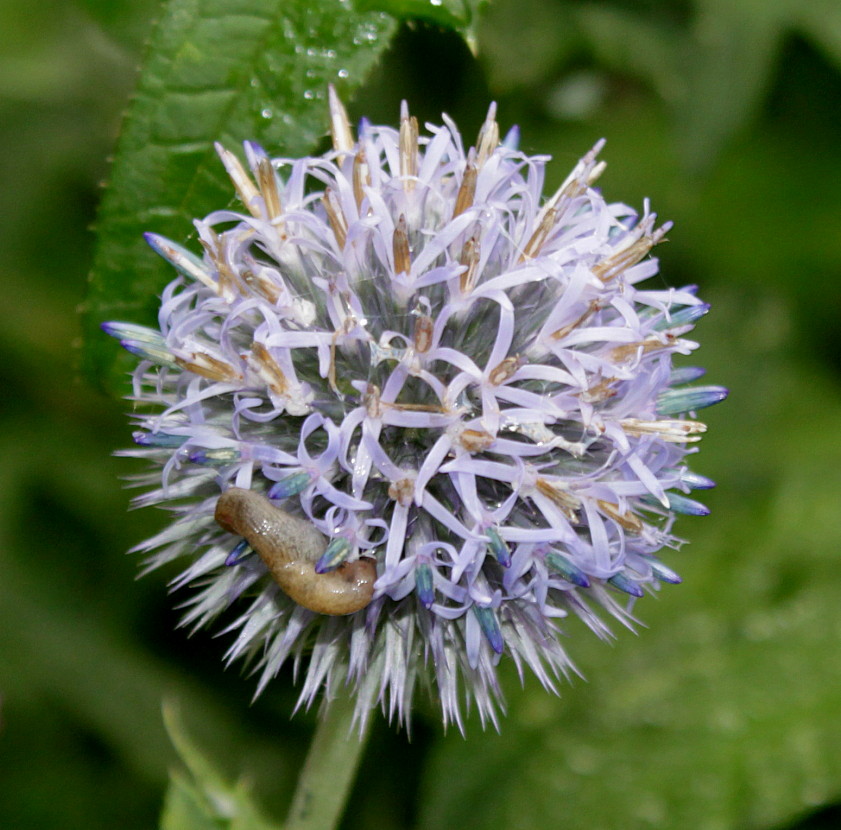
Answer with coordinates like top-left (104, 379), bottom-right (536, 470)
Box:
top-left (106, 90), bottom-right (726, 730)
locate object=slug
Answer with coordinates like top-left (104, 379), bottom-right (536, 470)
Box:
top-left (215, 487), bottom-right (376, 616)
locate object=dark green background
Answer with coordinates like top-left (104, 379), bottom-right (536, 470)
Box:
top-left (2, 0), bottom-right (841, 827)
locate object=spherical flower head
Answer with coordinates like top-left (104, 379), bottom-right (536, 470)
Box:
top-left (105, 91), bottom-right (726, 730)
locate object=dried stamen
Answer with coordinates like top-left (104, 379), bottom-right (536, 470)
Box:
top-left (550, 301), bottom-right (601, 341)
top-left (176, 352), bottom-right (242, 383)
top-left (250, 342), bottom-right (288, 396)
top-left (256, 156), bottom-right (282, 221)
top-left (393, 214), bottom-right (411, 275)
top-left (453, 163), bottom-right (477, 218)
top-left (240, 268), bottom-right (281, 304)
top-left (459, 233), bottom-right (481, 293)
top-left (364, 384), bottom-right (382, 418)
top-left (328, 84), bottom-right (355, 157)
top-left (593, 224), bottom-right (669, 283)
top-left (215, 143), bottom-right (261, 218)
top-left (352, 148), bottom-right (370, 211)
top-left (475, 102), bottom-right (499, 168)
top-left (535, 478), bottom-right (581, 520)
top-left (519, 207), bottom-right (557, 262)
top-left (385, 401), bottom-right (445, 413)
top-left (488, 355), bottom-right (523, 386)
top-left (457, 427), bottom-right (495, 453)
top-left (388, 478), bottom-right (415, 506)
top-left (596, 500), bottom-right (644, 533)
top-left (609, 335), bottom-right (675, 364)
top-left (413, 313), bottom-right (434, 354)
top-left (578, 376), bottom-right (618, 403)
top-left (620, 418), bottom-right (707, 443)
top-left (322, 187), bottom-right (348, 251)
top-left (399, 102), bottom-right (418, 191)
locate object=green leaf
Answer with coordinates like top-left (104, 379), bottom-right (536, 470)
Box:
top-left (80, 0), bottom-right (397, 395)
top-left (160, 772), bottom-right (223, 830)
top-left (417, 297), bottom-right (841, 830)
top-left (572, 4), bottom-right (682, 104)
top-left (676, 0), bottom-right (785, 173)
top-left (73, 0), bottom-right (159, 50)
top-left (161, 703), bottom-right (282, 830)
top-left (476, 0), bottom-right (577, 93)
top-left (793, 0), bottom-right (841, 74)
top-left (352, 0), bottom-right (487, 37)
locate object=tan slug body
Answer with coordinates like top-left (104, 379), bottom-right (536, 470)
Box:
top-left (215, 487), bottom-right (376, 615)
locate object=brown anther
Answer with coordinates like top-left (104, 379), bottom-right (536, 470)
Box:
top-left (597, 500), bottom-right (644, 534)
top-left (555, 146), bottom-right (604, 203)
top-left (559, 177), bottom-right (587, 202)
top-left (578, 376), bottom-right (618, 403)
top-left (488, 355), bottom-right (523, 386)
top-left (176, 353), bottom-right (242, 383)
top-left (519, 207), bottom-right (557, 262)
top-left (535, 478), bottom-right (581, 520)
top-left (256, 156), bottom-right (282, 221)
top-left (199, 228), bottom-right (220, 261)
top-left (399, 104), bottom-right (418, 191)
top-left (475, 104), bottom-right (499, 168)
top-left (453, 163), bottom-right (477, 218)
top-left (215, 144), bottom-right (261, 219)
top-left (199, 231), bottom-right (233, 297)
top-left (322, 187), bottom-right (348, 251)
top-left (388, 477), bottom-right (415, 506)
top-left (550, 301), bottom-right (601, 341)
top-left (592, 226), bottom-right (668, 283)
top-left (352, 148), bottom-right (370, 211)
top-left (215, 259), bottom-right (240, 298)
top-left (414, 314), bottom-right (434, 354)
top-left (532, 146), bottom-right (603, 234)
top-left (364, 384), bottom-right (382, 419)
top-left (609, 335), bottom-right (674, 364)
top-left (620, 418), bottom-right (707, 444)
top-left (459, 233), bottom-right (481, 293)
top-left (251, 341), bottom-right (288, 395)
top-left (458, 427), bottom-right (495, 453)
top-left (241, 269), bottom-right (281, 304)
top-left (393, 214), bottom-right (411, 275)
top-left (328, 84), bottom-right (355, 157)
top-left (385, 401), bottom-right (445, 413)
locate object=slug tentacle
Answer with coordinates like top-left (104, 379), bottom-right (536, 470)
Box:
top-left (215, 487), bottom-right (376, 616)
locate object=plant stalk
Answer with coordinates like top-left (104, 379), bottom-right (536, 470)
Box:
top-left (284, 691), bottom-right (371, 830)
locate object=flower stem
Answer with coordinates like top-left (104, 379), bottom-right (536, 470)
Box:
top-left (284, 691), bottom-right (371, 830)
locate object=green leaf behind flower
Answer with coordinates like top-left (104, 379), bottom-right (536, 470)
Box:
top-left (80, 0), bottom-right (397, 395)
top-left (353, 0), bottom-right (488, 43)
top-left (160, 704), bottom-right (281, 830)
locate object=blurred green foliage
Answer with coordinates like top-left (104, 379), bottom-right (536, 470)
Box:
top-left (3, 0), bottom-right (841, 828)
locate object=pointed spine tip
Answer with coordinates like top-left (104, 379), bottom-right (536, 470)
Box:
top-left (607, 572), bottom-right (645, 597)
top-left (415, 563), bottom-right (434, 608)
top-left (225, 539), bottom-right (252, 566)
top-left (315, 537), bottom-right (351, 573)
top-left (473, 606), bottom-right (504, 654)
